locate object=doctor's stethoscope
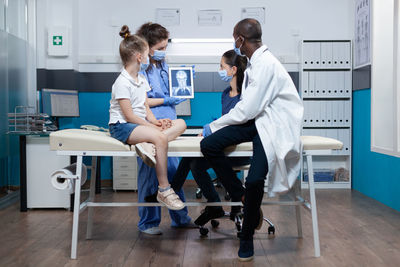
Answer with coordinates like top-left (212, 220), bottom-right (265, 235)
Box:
top-left (146, 63), bottom-right (169, 93)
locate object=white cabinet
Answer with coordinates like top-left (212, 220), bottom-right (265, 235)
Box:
top-left (26, 136), bottom-right (70, 208)
top-left (301, 40), bottom-right (352, 189)
top-left (113, 156), bottom-right (137, 190)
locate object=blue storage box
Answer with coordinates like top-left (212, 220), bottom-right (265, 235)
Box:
top-left (303, 169), bottom-right (335, 182)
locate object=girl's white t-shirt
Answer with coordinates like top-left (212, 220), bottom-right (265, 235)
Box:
top-left (109, 69), bottom-right (151, 125)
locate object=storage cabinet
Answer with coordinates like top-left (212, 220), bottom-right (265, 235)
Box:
top-left (301, 40), bottom-right (352, 189)
top-left (112, 156), bottom-right (137, 190)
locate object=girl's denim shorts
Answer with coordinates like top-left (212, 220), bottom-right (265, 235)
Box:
top-left (109, 121), bottom-right (139, 143)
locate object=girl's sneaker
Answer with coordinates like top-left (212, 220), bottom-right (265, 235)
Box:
top-left (135, 142), bottom-right (156, 167)
top-left (157, 188), bottom-right (185, 210)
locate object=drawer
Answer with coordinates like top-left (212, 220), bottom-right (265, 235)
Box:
top-left (113, 169), bottom-right (137, 179)
top-left (114, 156), bottom-right (136, 163)
top-left (113, 161), bottom-right (136, 171)
top-left (113, 178), bottom-right (137, 190)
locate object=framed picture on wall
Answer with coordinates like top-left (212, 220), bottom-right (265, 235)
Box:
top-left (354, 0), bottom-right (371, 69)
top-left (168, 66), bottom-right (194, 98)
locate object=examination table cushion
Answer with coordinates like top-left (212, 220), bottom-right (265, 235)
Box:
top-left (50, 129), bottom-right (342, 152)
top-left (50, 129), bottom-right (131, 151)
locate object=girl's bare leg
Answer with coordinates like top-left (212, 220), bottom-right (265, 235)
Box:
top-left (127, 125), bottom-right (169, 188)
top-left (162, 119), bottom-right (186, 141)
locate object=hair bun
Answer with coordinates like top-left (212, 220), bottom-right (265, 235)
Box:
top-left (119, 25), bottom-right (131, 39)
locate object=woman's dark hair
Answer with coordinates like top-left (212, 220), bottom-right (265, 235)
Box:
top-left (222, 50), bottom-right (248, 94)
top-left (136, 22), bottom-right (169, 48)
top-left (118, 25), bottom-right (148, 67)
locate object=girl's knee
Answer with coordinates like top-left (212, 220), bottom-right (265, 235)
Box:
top-left (154, 132), bottom-right (168, 147)
top-left (174, 119), bottom-right (187, 130)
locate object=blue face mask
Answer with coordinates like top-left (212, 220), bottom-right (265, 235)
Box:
top-left (234, 37), bottom-right (243, 56)
top-left (218, 69), bottom-right (233, 82)
top-left (151, 50), bottom-right (166, 61)
top-left (140, 56), bottom-right (150, 72)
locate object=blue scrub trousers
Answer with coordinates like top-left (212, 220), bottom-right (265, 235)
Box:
top-left (138, 62), bottom-right (191, 230)
top-left (137, 157), bottom-right (191, 230)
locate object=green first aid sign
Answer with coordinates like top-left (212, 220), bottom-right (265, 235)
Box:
top-left (53, 36), bottom-right (63, 46)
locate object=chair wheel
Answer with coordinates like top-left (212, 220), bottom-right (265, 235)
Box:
top-left (195, 188), bottom-right (202, 199)
top-left (211, 220), bottom-right (219, 228)
top-left (236, 222), bottom-right (242, 232)
top-left (199, 227), bottom-right (209, 236)
top-left (268, 226), bottom-right (275, 235)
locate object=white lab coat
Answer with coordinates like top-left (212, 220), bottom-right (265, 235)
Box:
top-left (209, 45), bottom-right (304, 196)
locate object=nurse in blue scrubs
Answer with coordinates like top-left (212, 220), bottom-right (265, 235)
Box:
top-left (135, 22), bottom-right (193, 234)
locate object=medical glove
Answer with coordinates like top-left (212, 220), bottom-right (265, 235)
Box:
top-left (202, 124), bottom-right (212, 137)
top-left (164, 96), bottom-right (187, 106)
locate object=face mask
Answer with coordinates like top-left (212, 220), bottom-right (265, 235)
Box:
top-left (140, 56), bottom-right (150, 72)
top-left (234, 37), bottom-right (243, 56)
top-left (218, 69), bottom-right (233, 82)
top-left (151, 50), bottom-right (166, 61)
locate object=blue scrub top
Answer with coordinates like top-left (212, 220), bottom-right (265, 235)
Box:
top-left (141, 61), bottom-right (177, 120)
top-left (221, 86), bottom-right (241, 116)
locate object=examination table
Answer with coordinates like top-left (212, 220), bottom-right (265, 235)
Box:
top-left (49, 129), bottom-right (342, 259)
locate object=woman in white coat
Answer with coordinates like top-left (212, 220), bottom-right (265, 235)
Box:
top-left (200, 18), bottom-right (304, 262)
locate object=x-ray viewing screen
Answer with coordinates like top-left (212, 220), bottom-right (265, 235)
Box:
top-left (42, 88), bottom-right (80, 117)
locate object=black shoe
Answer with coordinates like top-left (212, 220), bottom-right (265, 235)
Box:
top-left (144, 192), bottom-right (158, 203)
top-left (230, 205), bottom-right (242, 220)
top-left (194, 206), bottom-right (225, 226)
top-left (238, 238), bottom-right (254, 262)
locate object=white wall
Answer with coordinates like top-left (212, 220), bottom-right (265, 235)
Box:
top-left (36, 0), bottom-right (355, 71)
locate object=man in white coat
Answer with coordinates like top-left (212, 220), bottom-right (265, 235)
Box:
top-left (200, 19), bottom-right (304, 261)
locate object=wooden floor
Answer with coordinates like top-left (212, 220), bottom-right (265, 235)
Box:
top-left (0, 184), bottom-right (399, 267)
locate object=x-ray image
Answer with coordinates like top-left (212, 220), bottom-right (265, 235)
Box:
top-left (169, 66), bottom-right (194, 98)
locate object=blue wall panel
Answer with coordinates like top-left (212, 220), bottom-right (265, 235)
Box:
top-left (59, 92), bottom-right (223, 128)
top-left (183, 92), bottom-right (222, 126)
top-left (58, 92), bottom-right (223, 181)
top-left (352, 89), bottom-right (400, 212)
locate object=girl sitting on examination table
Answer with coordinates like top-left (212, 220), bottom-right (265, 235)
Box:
top-left (108, 25), bottom-right (186, 211)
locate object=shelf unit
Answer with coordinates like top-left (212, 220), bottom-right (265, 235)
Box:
top-left (301, 40), bottom-right (352, 189)
top-left (113, 156), bottom-right (138, 190)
